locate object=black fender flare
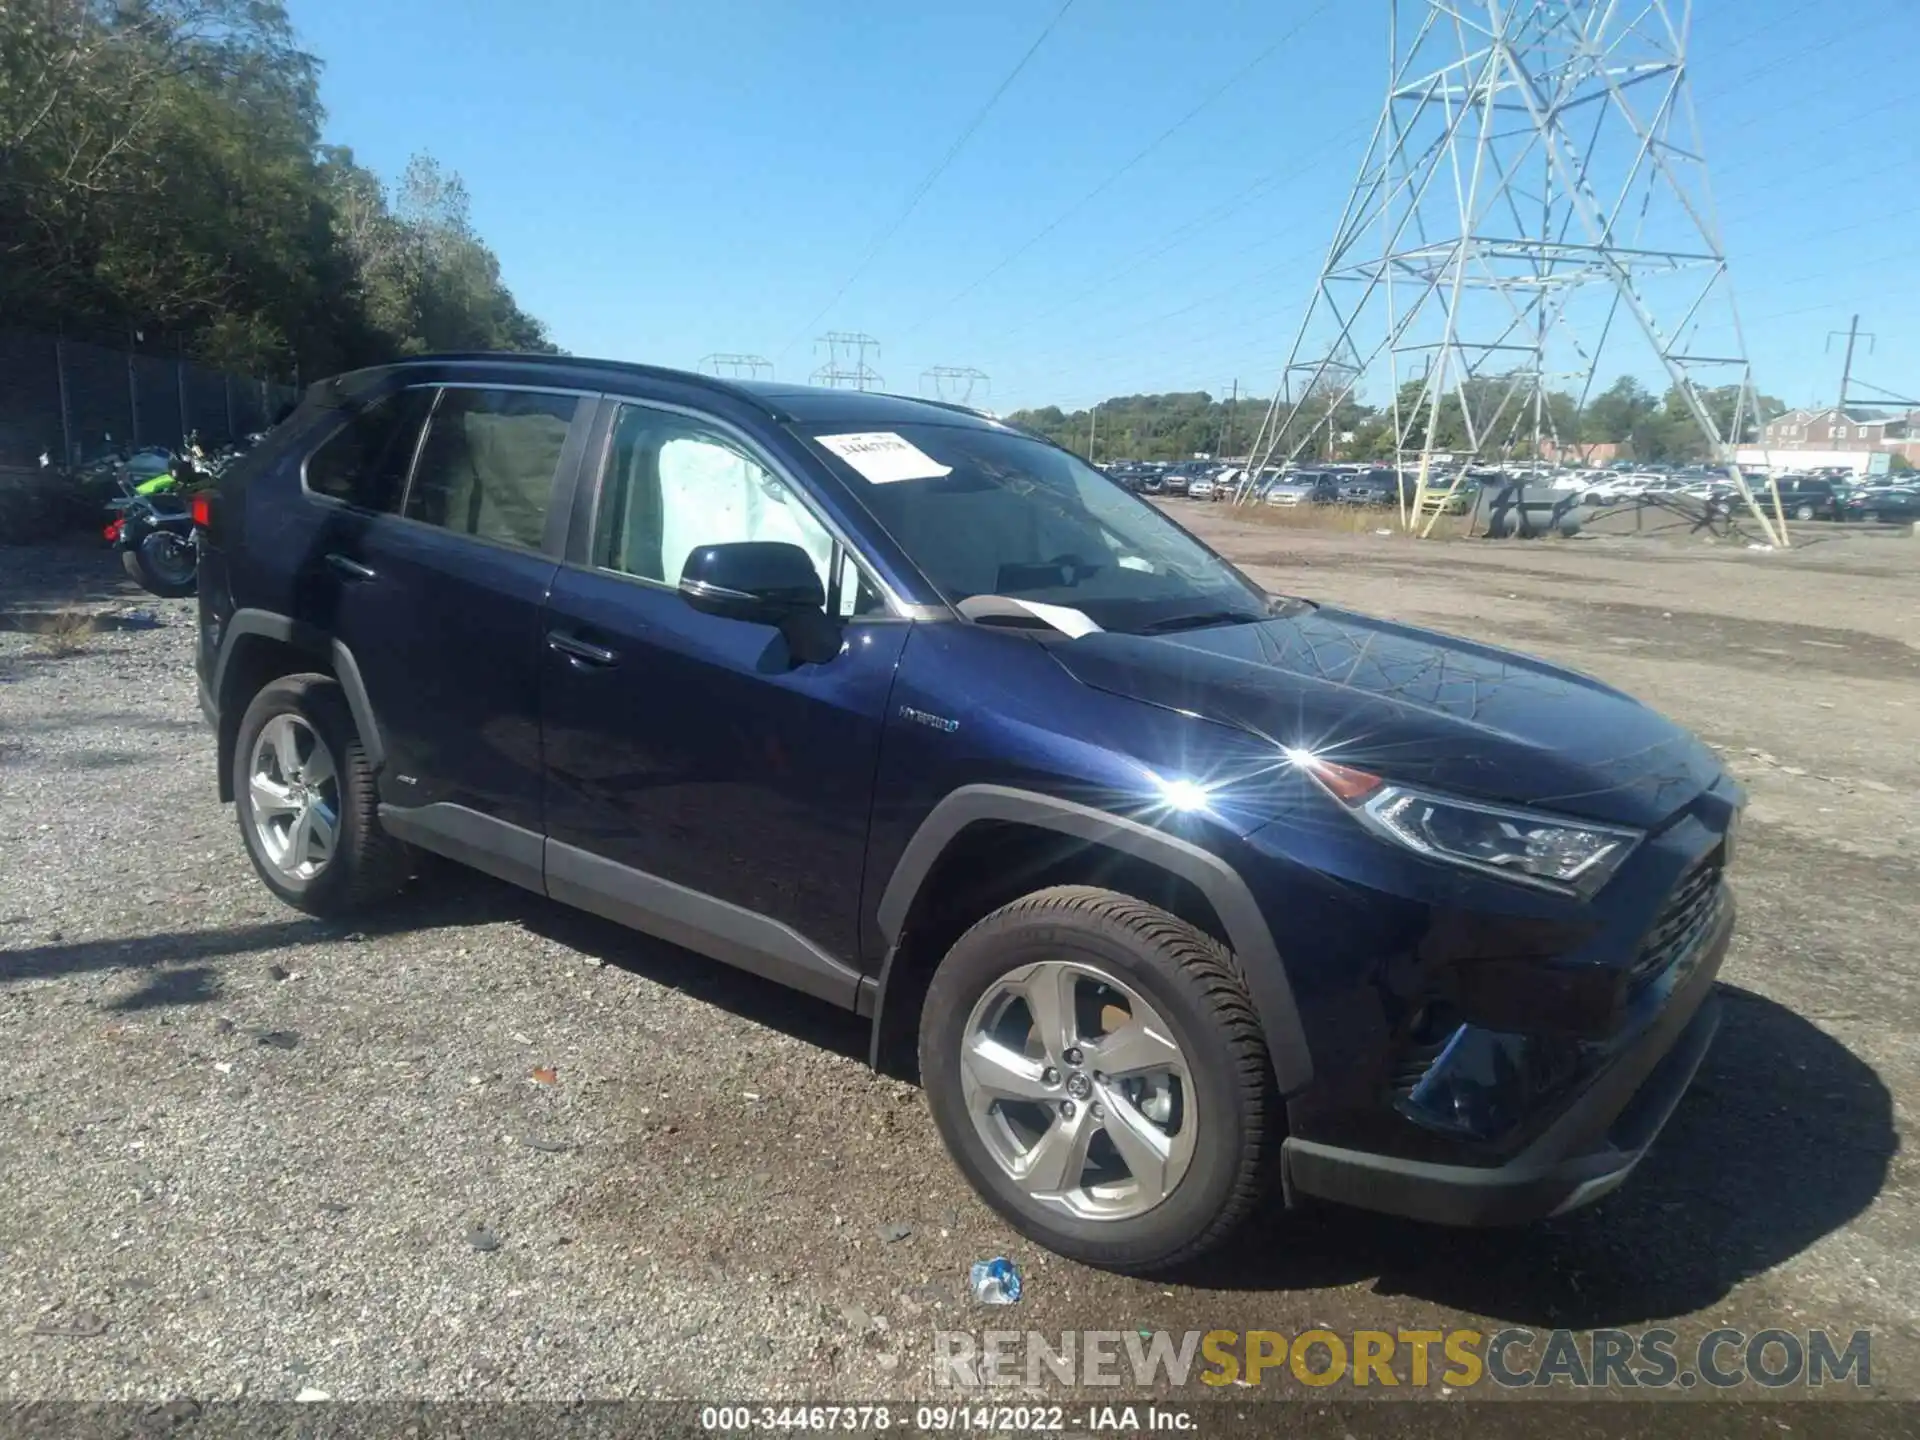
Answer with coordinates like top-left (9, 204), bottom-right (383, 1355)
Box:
top-left (214, 608), bottom-right (385, 777)
top-left (872, 784), bottom-right (1313, 1093)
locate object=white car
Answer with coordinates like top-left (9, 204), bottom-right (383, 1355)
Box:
top-left (1186, 475), bottom-right (1217, 501)
top-left (1581, 472), bottom-right (1665, 504)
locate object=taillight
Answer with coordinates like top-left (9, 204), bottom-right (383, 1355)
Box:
top-left (103, 519), bottom-right (123, 542)
top-left (190, 492), bottom-right (212, 528)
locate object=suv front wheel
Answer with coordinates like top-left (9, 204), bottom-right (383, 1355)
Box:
top-left (233, 674), bottom-right (409, 916)
top-left (920, 886), bottom-right (1276, 1273)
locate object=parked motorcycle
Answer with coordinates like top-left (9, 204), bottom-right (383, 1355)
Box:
top-left (104, 473), bottom-right (198, 597)
top-left (97, 433), bottom-right (255, 597)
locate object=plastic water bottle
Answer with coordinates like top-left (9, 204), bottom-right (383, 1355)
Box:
top-left (969, 1257), bottom-right (1022, 1305)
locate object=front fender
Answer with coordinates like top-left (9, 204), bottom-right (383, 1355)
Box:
top-left (874, 783), bottom-right (1313, 1094)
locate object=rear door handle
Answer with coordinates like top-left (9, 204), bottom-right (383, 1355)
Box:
top-left (326, 553), bottom-right (376, 582)
top-left (547, 631), bottom-right (619, 668)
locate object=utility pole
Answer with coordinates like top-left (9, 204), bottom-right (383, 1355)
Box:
top-left (1825, 314), bottom-right (1887, 414)
top-left (1219, 379), bottom-right (1238, 458)
top-left (811, 332), bottom-right (884, 391)
top-left (1088, 403), bottom-right (1099, 464)
top-left (1828, 316), bottom-right (1867, 412)
top-left (1823, 317), bottom-right (1919, 457)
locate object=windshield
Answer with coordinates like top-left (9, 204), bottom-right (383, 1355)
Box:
top-left (801, 422), bottom-right (1268, 634)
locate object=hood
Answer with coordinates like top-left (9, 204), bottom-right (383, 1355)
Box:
top-left (1047, 606), bottom-right (1722, 828)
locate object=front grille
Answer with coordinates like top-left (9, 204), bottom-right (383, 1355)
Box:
top-left (1628, 861), bottom-right (1724, 992)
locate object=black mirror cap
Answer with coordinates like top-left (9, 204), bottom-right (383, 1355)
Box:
top-left (678, 541), bottom-right (826, 625)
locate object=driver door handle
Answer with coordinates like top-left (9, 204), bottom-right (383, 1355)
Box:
top-left (547, 631), bottom-right (619, 668)
top-left (325, 553), bottom-right (376, 582)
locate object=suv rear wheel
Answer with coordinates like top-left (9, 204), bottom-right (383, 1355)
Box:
top-left (233, 674), bottom-right (408, 916)
top-left (919, 885), bottom-right (1275, 1273)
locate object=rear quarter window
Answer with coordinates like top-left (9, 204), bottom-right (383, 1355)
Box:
top-left (302, 389), bottom-right (436, 512)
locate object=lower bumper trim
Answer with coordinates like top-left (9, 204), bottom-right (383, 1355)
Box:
top-left (1282, 989), bottom-right (1722, 1227)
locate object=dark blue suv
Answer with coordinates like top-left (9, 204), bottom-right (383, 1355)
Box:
top-left (194, 354), bottom-right (1740, 1273)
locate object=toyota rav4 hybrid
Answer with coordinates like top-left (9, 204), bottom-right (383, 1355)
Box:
top-left (193, 355), bottom-right (1741, 1273)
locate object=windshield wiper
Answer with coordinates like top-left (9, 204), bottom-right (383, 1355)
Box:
top-left (1134, 609), bottom-right (1267, 635)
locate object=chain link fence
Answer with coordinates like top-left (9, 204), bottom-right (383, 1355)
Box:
top-left (0, 327), bottom-right (300, 469)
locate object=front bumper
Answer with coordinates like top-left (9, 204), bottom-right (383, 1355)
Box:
top-left (1281, 895), bottom-right (1730, 1226)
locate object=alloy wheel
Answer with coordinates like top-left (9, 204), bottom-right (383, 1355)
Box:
top-left (960, 959), bottom-right (1197, 1221)
top-left (247, 713), bottom-right (340, 881)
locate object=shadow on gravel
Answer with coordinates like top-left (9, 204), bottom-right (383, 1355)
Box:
top-left (0, 540), bottom-right (142, 610)
top-left (0, 918), bottom-right (330, 988)
top-left (1178, 985), bottom-right (1894, 1329)
top-left (515, 890), bottom-right (871, 1064)
top-left (100, 963), bottom-right (223, 1010)
top-left (375, 865), bottom-right (872, 1063)
top-left (0, 860), bottom-right (849, 1067)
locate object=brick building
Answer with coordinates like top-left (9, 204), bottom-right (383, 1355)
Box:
top-left (1764, 407), bottom-right (1920, 467)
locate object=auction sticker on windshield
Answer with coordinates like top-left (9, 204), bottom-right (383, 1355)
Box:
top-left (816, 432), bottom-right (953, 484)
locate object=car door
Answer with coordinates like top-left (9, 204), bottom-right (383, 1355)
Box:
top-left (303, 382), bottom-right (591, 886)
top-left (538, 397), bottom-right (911, 1003)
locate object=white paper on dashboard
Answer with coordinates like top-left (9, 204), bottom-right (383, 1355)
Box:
top-left (815, 431), bottom-right (953, 484)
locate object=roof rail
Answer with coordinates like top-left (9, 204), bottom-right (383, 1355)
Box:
top-left (874, 391), bottom-right (998, 423)
top-left (384, 351), bottom-right (768, 407)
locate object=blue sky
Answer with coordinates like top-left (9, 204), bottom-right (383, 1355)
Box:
top-left (287, 0), bottom-right (1917, 415)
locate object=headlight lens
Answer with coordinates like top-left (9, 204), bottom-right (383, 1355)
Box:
top-left (1289, 755), bottom-right (1642, 897)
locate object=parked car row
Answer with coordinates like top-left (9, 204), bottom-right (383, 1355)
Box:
top-left (1103, 459), bottom-right (1235, 501)
top-left (1102, 454), bottom-right (1917, 526)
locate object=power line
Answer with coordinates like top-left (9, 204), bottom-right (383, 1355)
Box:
top-left (775, 0), bottom-right (1079, 362)
top-left (990, 227), bottom-right (1334, 378)
top-left (968, 124), bottom-right (1370, 354)
top-left (1714, 92), bottom-right (1919, 185)
top-left (1693, 1), bottom-right (1911, 103)
top-left (896, 0), bottom-right (1341, 342)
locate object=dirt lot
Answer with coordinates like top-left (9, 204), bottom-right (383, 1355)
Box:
top-left (2, 517), bottom-right (1917, 1419)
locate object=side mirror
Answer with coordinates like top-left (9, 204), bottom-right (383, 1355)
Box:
top-left (678, 541), bottom-right (841, 664)
top-left (678, 541), bottom-right (826, 625)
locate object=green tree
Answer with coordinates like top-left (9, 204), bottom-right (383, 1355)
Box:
top-left (1581, 376), bottom-right (1658, 445)
top-left (0, 1), bottom-right (551, 376)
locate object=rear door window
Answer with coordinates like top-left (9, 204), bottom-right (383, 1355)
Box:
top-left (401, 388), bottom-right (581, 550)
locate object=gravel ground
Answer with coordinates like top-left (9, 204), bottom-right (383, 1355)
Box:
top-left (2, 524), bottom-right (1918, 1415)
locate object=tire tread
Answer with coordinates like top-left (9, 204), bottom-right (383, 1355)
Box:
top-left (235, 674), bottom-right (409, 914)
top-left (924, 884), bottom-right (1278, 1272)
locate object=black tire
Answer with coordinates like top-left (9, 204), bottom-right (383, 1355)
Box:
top-left (232, 673), bottom-right (409, 916)
top-left (123, 531), bottom-right (197, 597)
top-left (919, 885), bottom-right (1276, 1273)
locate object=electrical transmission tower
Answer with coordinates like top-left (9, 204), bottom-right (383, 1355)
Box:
top-left (811, 331), bottom-right (885, 391)
top-left (698, 353), bottom-right (774, 380)
top-left (1239, 0), bottom-right (1789, 546)
top-left (921, 366), bottom-right (991, 406)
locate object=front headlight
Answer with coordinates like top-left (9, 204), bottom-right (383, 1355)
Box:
top-left (1288, 753), bottom-right (1642, 897)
